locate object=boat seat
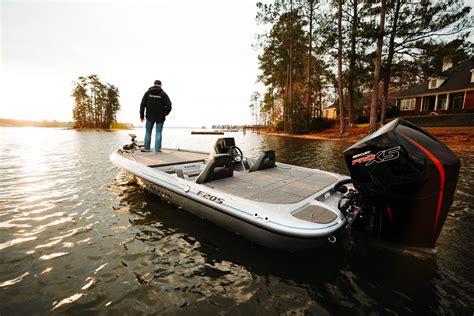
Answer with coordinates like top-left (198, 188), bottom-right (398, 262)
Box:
top-left (176, 169), bottom-right (185, 179)
top-left (249, 150), bottom-right (276, 172)
top-left (196, 154), bottom-right (233, 184)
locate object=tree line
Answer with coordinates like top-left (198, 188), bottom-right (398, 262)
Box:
top-left (72, 75), bottom-right (121, 129)
top-left (0, 118), bottom-right (73, 128)
top-left (255, 0), bottom-right (473, 134)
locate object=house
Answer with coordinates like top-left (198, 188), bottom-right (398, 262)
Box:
top-left (395, 59), bottom-right (474, 115)
top-left (322, 104), bottom-right (337, 120)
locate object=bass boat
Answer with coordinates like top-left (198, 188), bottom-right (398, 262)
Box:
top-left (110, 119), bottom-right (460, 251)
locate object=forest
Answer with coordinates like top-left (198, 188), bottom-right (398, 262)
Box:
top-left (71, 75), bottom-right (121, 129)
top-left (253, 0), bottom-right (473, 134)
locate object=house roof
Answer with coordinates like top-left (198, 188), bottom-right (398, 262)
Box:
top-left (397, 59), bottom-right (474, 98)
top-left (324, 104), bottom-right (337, 110)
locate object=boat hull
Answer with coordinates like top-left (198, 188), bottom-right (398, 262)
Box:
top-left (139, 178), bottom-right (332, 251)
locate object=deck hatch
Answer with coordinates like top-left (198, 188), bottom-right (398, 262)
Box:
top-left (293, 205), bottom-right (337, 224)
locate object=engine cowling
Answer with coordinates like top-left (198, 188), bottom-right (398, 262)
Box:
top-left (344, 118), bottom-right (460, 247)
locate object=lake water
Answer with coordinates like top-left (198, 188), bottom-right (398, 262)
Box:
top-left (0, 127), bottom-right (473, 315)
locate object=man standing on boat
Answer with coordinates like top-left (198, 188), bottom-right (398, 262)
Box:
top-left (140, 80), bottom-right (172, 152)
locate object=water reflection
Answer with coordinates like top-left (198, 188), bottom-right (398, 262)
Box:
top-left (259, 136), bottom-right (350, 173)
top-left (113, 176), bottom-right (443, 314)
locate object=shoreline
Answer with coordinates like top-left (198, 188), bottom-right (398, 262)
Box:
top-left (65, 127), bottom-right (133, 131)
top-left (261, 126), bottom-right (474, 154)
top-left (0, 118), bottom-right (133, 130)
top-left (0, 125), bottom-right (132, 131)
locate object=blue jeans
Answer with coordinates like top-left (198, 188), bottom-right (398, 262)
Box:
top-left (144, 120), bottom-right (164, 152)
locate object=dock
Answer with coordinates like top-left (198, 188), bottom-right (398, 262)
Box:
top-left (191, 131), bottom-right (225, 135)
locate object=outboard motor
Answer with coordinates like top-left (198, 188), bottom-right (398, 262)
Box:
top-left (343, 118), bottom-right (460, 247)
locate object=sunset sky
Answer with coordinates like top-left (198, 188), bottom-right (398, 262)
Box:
top-left (1, 0), bottom-right (473, 127)
top-left (1, 0), bottom-right (261, 127)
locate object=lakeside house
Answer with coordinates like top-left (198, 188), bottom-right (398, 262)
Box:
top-left (322, 104), bottom-right (338, 120)
top-left (395, 59), bottom-right (474, 116)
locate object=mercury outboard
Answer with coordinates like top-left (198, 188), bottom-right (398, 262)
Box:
top-left (341, 118), bottom-right (460, 247)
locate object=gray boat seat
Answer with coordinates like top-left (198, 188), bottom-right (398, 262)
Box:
top-left (176, 169), bottom-right (185, 179)
top-left (196, 154), bottom-right (233, 184)
top-left (249, 150), bottom-right (276, 172)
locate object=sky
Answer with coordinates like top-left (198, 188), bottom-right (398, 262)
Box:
top-left (1, 0), bottom-right (473, 127)
top-left (1, 0), bottom-right (262, 127)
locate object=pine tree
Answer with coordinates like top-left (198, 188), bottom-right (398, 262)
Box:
top-left (369, 0), bottom-right (385, 134)
top-left (337, 0), bottom-right (346, 134)
top-left (256, 2), bottom-right (308, 133)
top-left (71, 75), bottom-right (121, 129)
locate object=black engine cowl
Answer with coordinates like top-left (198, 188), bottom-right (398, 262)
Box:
top-left (344, 118), bottom-right (460, 247)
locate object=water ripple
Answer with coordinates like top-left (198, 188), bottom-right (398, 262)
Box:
top-left (0, 237), bottom-right (37, 250)
top-left (0, 272), bottom-right (30, 288)
top-left (40, 252), bottom-right (69, 261)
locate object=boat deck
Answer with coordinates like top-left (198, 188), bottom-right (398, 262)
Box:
top-left (131, 149), bottom-right (338, 204)
top-left (132, 149), bottom-right (209, 167)
top-left (204, 167), bottom-right (338, 204)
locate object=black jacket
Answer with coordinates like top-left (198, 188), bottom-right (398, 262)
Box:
top-left (140, 86), bottom-right (172, 123)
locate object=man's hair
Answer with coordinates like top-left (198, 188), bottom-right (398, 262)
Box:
top-left (154, 80), bottom-right (162, 86)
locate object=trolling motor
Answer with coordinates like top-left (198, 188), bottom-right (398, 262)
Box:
top-left (122, 133), bottom-right (138, 151)
top-left (339, 118), bottom-right (460, 247)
